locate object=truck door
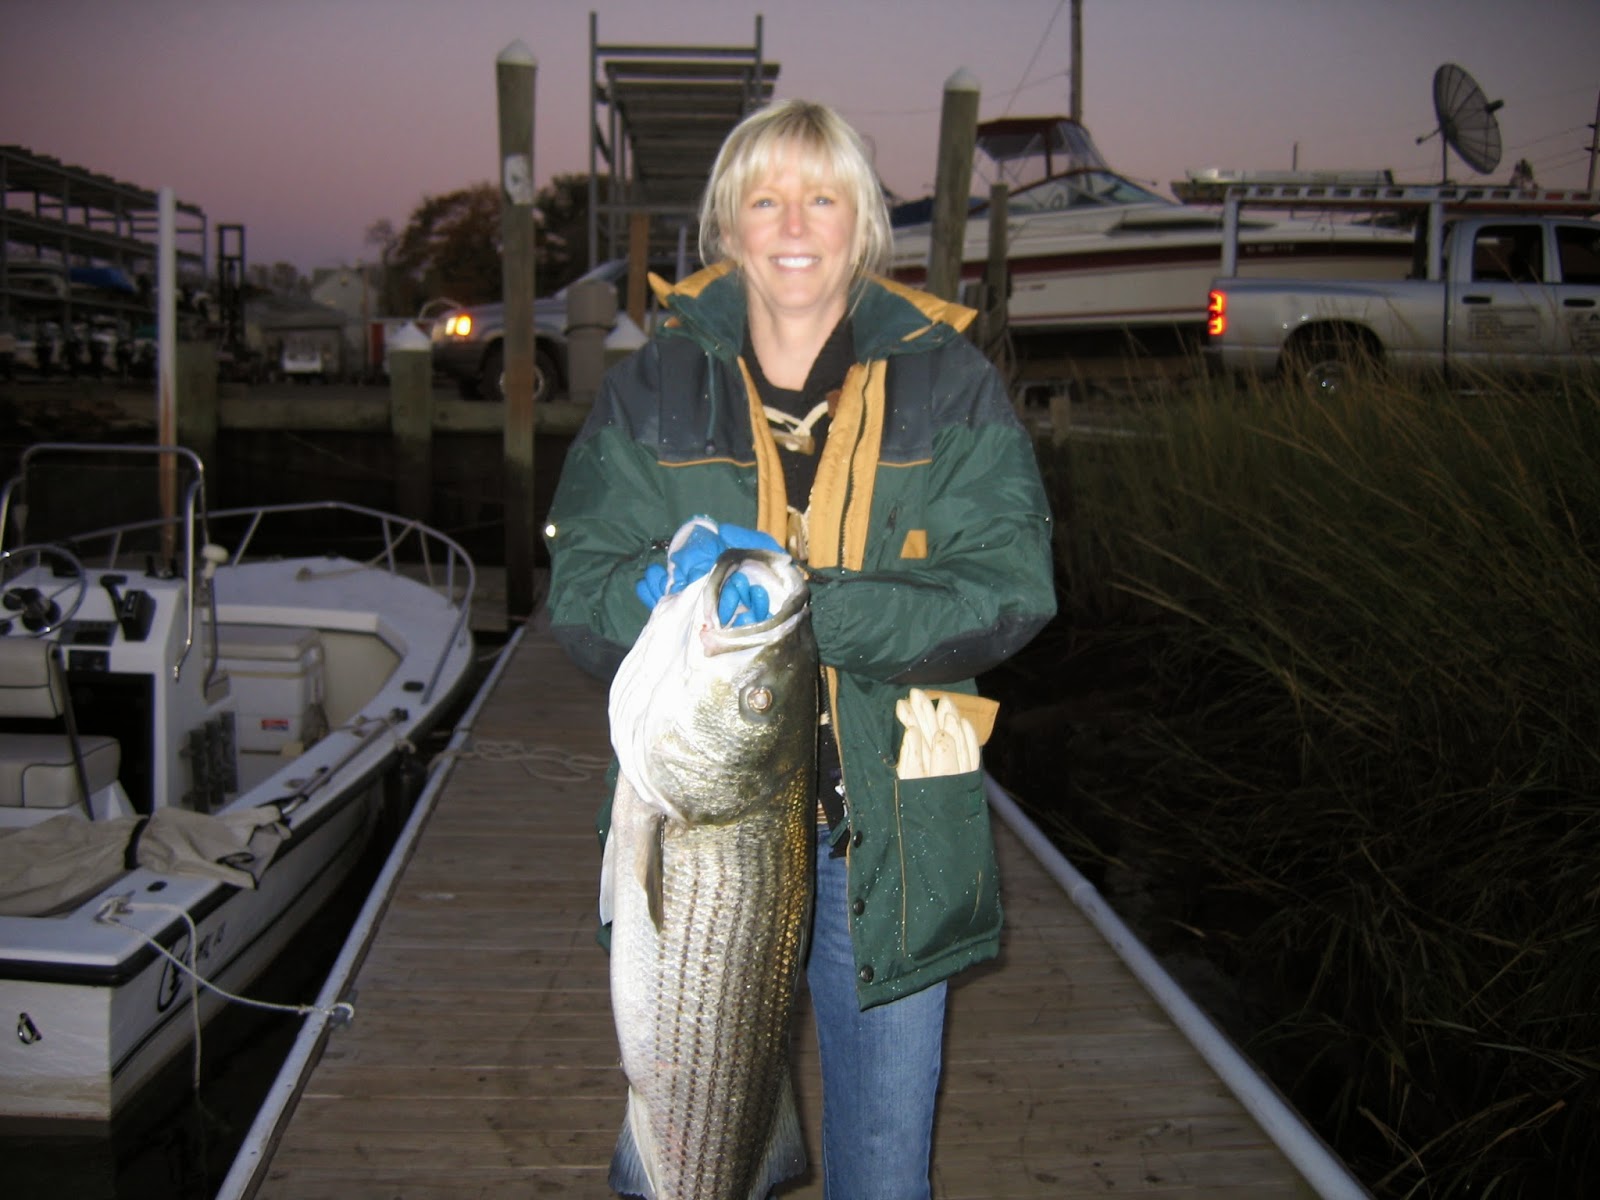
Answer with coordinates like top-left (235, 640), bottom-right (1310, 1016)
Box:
top-left (1552, 222), bottom-right (1600, 373)
top-left (1449, 222), bottom-right (1554, 374)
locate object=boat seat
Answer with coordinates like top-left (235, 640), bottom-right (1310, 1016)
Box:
top-left (0, 637), bottom-right (121, 809)
top-left (0, 732), bottom-right (122, 808)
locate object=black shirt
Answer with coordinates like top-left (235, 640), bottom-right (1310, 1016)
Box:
top-left (742, 315), bottom-right (854, 506)
top-left (743, 315), bottom-right (855, 830)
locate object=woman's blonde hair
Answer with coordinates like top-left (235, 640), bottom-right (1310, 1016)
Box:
top-left (698, 99), bottom-right (893, 285)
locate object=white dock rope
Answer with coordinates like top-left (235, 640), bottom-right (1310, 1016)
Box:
top-left (434, 738), bottom-right (611, 783)
top-left (95, 897), bottom-right (355, 1092)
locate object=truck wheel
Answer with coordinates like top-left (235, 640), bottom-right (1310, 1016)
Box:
top-left (480, 343), bottom-right (504, 403)
top-left (481, 343), bottom-right (558, 403)
top-left (1288, 331), bottom-right (1379, 397)
top-left (535, 348), bottom-right (558, 403)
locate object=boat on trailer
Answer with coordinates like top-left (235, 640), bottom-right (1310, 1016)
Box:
top-left (0, 442), bottom-right (476, 1122)
top-left (890, 116), bottom-right (1415, 338)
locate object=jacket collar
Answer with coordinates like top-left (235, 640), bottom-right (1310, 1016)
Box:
top-left (648, 262), bottom-right (978, 362)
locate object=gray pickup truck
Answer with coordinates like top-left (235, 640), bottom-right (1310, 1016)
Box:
top-left (430, 258), bottom-right (648, 403)
top-left (1205, 187), bottom-right (1600, 392)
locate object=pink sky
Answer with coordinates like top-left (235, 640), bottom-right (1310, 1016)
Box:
top-left (3, 0), bottom-right (1596, 277)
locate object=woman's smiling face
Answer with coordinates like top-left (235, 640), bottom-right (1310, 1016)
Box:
top-left (734, 145), bottom-right (858, 331)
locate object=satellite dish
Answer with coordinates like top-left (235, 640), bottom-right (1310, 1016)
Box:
top-left (1417, 63), bottom-right (1504, 180)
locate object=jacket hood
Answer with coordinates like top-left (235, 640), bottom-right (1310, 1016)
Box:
top-left (648, 262), bottom-right (978, 363)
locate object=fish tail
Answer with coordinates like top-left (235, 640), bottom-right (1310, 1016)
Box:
top-left (609, 1089), bottom-right (660, 1199)
top-left (746, 1065), bottom-right (807, 1200)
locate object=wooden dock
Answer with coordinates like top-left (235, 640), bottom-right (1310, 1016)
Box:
top-left (240, 619), bottom-right (1348, 1199)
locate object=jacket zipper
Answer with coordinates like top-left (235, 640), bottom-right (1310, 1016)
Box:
top-left (828, 366), bottom-right (874, 839)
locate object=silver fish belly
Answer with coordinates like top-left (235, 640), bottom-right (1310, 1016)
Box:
top-left (603, 549), bottom-right (817, 1200)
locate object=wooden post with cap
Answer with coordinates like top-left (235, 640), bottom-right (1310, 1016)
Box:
top-left (497, 40), bottom-right (538, 621)
top-left (928, 69), bottom-right (980, 303)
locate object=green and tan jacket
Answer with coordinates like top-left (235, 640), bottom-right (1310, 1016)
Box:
top-left (543, 263), bottom-right (1056, 1008)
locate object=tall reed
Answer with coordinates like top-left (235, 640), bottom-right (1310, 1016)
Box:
top-left (1039, 367), bottom-right (1600, 1198)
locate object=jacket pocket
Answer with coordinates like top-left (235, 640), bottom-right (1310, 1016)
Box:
top-left (894, 768), bottom-right (1002, 963)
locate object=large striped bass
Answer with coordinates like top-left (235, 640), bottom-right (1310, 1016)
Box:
top-left (602, 546), bottom-right (817, 1200)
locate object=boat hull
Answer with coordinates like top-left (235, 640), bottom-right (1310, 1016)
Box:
top-left (2, 779), bottom-right (383, 1121)
top-left (1012, 238), bottom-right (1412, 330)
top-left (893, 221), bottom-right (1413, 333)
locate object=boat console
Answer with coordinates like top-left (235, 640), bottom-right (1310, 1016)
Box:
top-left (0, 549), bottom-right (238, 823)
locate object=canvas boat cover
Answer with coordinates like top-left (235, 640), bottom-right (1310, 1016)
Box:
top-left (0, 806), bottom-right (286, 917)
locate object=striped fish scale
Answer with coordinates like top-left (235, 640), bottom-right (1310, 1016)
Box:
top-left (646, 787), bottom-right (812, 1194)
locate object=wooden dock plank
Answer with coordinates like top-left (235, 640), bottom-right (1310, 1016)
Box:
top-left (253, 625), bottom-right (1320, 1199)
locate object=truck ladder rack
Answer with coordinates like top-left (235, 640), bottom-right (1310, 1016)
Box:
top-left (1183, 179), bottom-right (1600, 216)
top-left (1211, 182), bottom-right (1600, 278)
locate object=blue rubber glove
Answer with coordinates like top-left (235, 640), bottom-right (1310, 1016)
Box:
top-left (636, 519), bottom-right (784, 617)
top-left (717, 572), bottom-right (771, 627)
top-left (665, 524), bottom-right (728, 594)
top-left (635, 562), bottom-right (670, 610)
top-left (666, 522), bottom-right (782, 594)
top-left (692, 524), bottom-right (780, 625)
top-left (716, 523), bottom-right (784, 554)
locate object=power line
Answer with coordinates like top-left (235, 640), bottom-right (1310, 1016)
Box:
top-left (1508, 125), bottom-right (1588, 150)
top-left (1003, 0), bottom-right (1069, 117)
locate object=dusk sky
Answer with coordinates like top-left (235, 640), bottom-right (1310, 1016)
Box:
top-left (4, 0), bottom-right (1596, 279)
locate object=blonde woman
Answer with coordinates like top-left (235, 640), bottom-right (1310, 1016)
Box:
top-left (546, 99), bottom-right (1055, 1198)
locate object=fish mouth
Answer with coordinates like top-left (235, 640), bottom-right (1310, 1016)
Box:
top-left (700, 549), bottom-right (809, 652)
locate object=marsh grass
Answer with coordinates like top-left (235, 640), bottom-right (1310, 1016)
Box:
top-left (1035, 366), bottom-right (1600, 1198)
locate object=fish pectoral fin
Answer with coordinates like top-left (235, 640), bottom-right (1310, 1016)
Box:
top-left (640, 813), bottom-right (666, 931)
top-left (748, 1065), bottom-right (807, 1200)
top-left (598, 823), bottom-right (617, 927)
top-left (609, 1089), bottom-right (661, 1200)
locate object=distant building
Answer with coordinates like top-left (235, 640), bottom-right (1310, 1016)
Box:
top-left (309, 265), bottom-right (387, 377)
top-left (309, 265), bottom-right (381, 320)
top-left (247, 292), bottom-right (351, 380)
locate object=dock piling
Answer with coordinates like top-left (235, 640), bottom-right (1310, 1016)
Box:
top-left (387, 324), bottom-right (434, 523)
top-left (496, 40), bottom-right (538, 622)
top-left (927, 69), bottom-right (981, 303)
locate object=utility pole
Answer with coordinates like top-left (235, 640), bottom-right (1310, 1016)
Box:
top-left (1069, 0), bottom-right (1083, 123)
top-left (1587, 88), bottom-right (1599, 191)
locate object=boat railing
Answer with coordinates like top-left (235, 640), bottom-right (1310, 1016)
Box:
top-left (55, 500), bottom-right (475, 707)
top-left (211, 499), bottom-right (476, 706)
top-left (0, 444), bottom-right (475, 706)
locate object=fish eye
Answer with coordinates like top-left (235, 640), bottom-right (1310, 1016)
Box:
top-left (744, 685), bottom-right (773, 714)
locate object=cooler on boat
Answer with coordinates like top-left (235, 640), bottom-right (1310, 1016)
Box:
top-left (215, 624), bottom-right (327, 753)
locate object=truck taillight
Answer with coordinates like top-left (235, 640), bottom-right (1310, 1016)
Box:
top-left (1207, 290), bottom-right (1227, 337)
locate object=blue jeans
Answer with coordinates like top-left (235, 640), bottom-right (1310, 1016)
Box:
top-left (805, 828), bottom-right (947, 1200)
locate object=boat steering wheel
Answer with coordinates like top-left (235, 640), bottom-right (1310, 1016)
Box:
top-left (0, 544), bottom-right (89, 637)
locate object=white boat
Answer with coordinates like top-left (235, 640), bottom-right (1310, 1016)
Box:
top-left (0, 442), bottom-right (476, 1122)
top-left (889, 117), bottom-right (1415, 337)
